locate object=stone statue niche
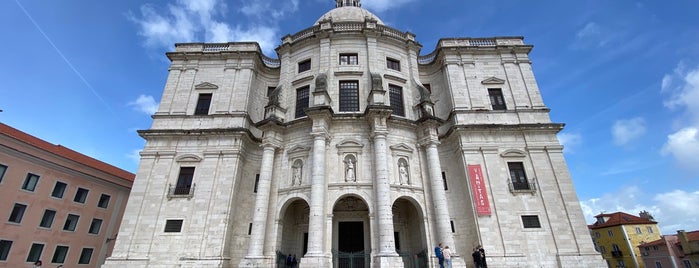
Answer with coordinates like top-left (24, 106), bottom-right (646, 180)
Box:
top-left (291, 159), bottom-right (303, 186)
top-left (398, 158), bottom-right (410, 185)
top-left (344, 154), bottom-right (357, 182)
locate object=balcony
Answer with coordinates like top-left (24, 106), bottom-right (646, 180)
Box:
top-left (508, 178), bottom-right (536, 194)
top-left (167, 183), bottom-right (195, 200)
top-left (611, 250), bottom-right (623, 258)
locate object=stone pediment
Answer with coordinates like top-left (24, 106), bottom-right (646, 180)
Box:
top-left (336, 139), bottom-right (364, 154)
top-left (500, 149), bottom-right (526, 158)
top-left (176, 154), bottom-right (203, 162)
top-left (481, 77), bottom-right (505, 85)
top-left (390, 143), bottom-right (414, 153)
top-left (287, 145), bottom-right (311, 159)
top-left (195, 82), bottom-right (219, 90)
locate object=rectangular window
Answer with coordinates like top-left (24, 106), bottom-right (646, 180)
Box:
top-left (51, 245), bottom-right (69, 264)
top-left (683, 260), bottom-right (692, 268)
top-left (89, 218), bottom-right (103, 234)
top-left (164, 219), bottom-right (183, 233)
top-left (175, 167), bottom-right (195, 195)
top-left (248, 223), bottom-right (253, 235)
top-left (636, 227), bottom-right (642, 234)
top-left (51, 181), bottom-right (67, 198)
top-left (22, 173), bottom-right (40, 191)
top-left (26, 243), bottom-right (44, 262)
top-left (608, 230), bottom-right (614, 237)
top-left (522, 215), bottom-right (541, 228)
top-left (617, 260), bottom-right (625, 267)
top-left (298, 59), bottom-right (311, 73)
top-left (656, 262), bottom-right (662, 268)
top-left (339, 53), bottom-right (358, 65)
top-left (0, 240), bottom-right (12, 261)
top-left (63, 214), bottom-right (80, 231)
top-left (599, 245), bottom-right (606, 254)
top-left (488, 88), bottom-right (506, 110)
top-left (267, 86), bottom-right (276, 97)
top-left (8, 203), bottom-right (27, 223)
top-left (74, 187), bottom-right (89, 203)
top-left (441, 171), bottom-right (448, 191)
top-left (194, 93), bottom-right (212, 115)
top-left (339, 80), bottom-right (360, 112)
top-left (295, 86), bottom-right (310, 118)
top-left (389, 84), bottom-right (405, 116)
top-left (450, 220), bottom-right (455, 233)
top-left (39, 209), bottom-right (57, 228)
top-left (508, 162), bottom-right (530, 190)
top-left (78, 248), bottom-right (93, 264)
top-left (386, 58), bottom-right (400, 71)
top-left (647, 227), bottom-right (654, 233)
top-left (253, 174), bottom-right (260, 193)
top-left (98, 194), bottom-right (111, 208)
top-left (0, 164), bottom-right (7, 183)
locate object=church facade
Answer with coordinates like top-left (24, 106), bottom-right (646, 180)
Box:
top-left (104, 1), bottom-right (605, 267)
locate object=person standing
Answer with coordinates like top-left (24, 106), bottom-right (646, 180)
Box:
top-left (479, 245), bottom-right (487, 268)
top-left (32, 260), bottom-right (42, 268)
top-left (442, 245), bottom-right (453, 268)
top-left (434, 243), bottom-right (444, 268)
top-left (472, 247), bottom-right (484, 268)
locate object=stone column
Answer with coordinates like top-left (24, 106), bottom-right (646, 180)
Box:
top-left (241, 142), bottom-right (277, 266)
top-left (368, 109), bottom-right (403, 268)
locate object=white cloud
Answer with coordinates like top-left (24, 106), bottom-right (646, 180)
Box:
top-left (557, 132), bottom-right (582, 153)
top-left (661, 127), bottom-right (699, 170)
top-left (129, 0), bottom-right (290, 55)
top-left (572, 22), bottom-right (613, 49)
top-left (612, 117), bottom-right (646, 146)
top-left (576, 22), bottom-right (600, 40)
top-left (363, 0), bottom-right (417, 13)
top-left (580, 186), bottom-right (699, 234)
top-left (128, 95), bottom-right (159, 115)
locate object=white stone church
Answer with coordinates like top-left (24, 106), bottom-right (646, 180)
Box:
top-left (104, 1), bottom-right (606, 267)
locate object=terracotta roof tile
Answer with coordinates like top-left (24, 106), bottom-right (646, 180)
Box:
top-left (685, 230), bottom-right (699, 242)
top-left (0, 123), bottom-right (134, 182)
top-left (589, 211), bottom-right (657, 229)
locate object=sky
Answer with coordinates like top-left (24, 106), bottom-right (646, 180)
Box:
top-left (1, 0), bottom-right (698, 235)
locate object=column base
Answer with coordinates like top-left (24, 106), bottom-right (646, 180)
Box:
top-left (300, 255), bottom-right (332, 267)
top-left (238, 256), bottom-right (273, 268)
top-left (373, 254), bottom-right (404, 268)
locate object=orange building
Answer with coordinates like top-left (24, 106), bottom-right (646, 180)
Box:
top-left (0, 123), bottom-right (134, 267)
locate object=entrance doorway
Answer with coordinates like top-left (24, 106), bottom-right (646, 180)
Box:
top-left (338, 221), bottom-right (364, 252)
top-left (333, 196), bottom-right (371, 268)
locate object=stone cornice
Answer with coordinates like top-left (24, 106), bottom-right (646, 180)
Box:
top-left (137, 128), bottom-right (261, 143)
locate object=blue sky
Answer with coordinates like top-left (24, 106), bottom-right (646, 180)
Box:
top-left (2, 0), bottom-right (698, 234)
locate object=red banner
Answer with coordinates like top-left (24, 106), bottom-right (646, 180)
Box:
top-left (468, 164), bottom-right (491, 216)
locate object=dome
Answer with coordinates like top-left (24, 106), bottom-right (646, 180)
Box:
top-left (314, 6), bottom-right (384, 25)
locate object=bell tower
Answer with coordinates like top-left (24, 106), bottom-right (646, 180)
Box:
top-left (336, 0), bottom-right (361, 7)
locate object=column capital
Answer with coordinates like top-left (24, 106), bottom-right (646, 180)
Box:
top-left (418, 137), bottom-right (440, 148)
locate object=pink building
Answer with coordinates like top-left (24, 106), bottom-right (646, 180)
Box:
top-left (0, 123), bottom-right (134, 267)
top-left (639, 235), bottom-right (683, 268)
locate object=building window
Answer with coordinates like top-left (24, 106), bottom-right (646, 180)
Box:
top-left (26, 243), bottom-right (44, 262)
top-left (295, 86), bottom-right (310, 118)
top-left (612, 244), bottom-right (622, 257)
top-left (248, 223), bottom-right (253, 235)
top-left (683, 260), bottom-right (691, 268)
top-left (508, 162), bottom-right (531, 190)
top-left (656, 261), bottom-right (663, 268)
top-left (74, 187), bottom-right (89, 203)
top-left (441, 171), bottom-right (448, 190)
top-left (164, 219), bottom-right (183, 233)
top-left (386, 58), bottom-right (400, 71)
top-left (595, 232), bottom-right (601, 238)
top-left (339, 53), bottom-right (358, 65)
top-left (253, 174), bottom-right (260, 193)
top-left (39, 209), bottom-right (57, 228)
top-left (0, 240), bottom-right (12, 261)
top-left (89, 218), bottom-right (103, 234)
top-left (78, 248), bottom-right (93, 264)
top-left (450, 220), bottom-right (455, 233)
top-left (599, 245), bottom-right (606, 254)
top-left (173, 167), bottom-right (195, 196)
top-left (617, 260), bottom-right (625, 267)
top-left (194, 93), bottom-right (212, 115)
top-left (647, 227), bottom-right (654, 233)
top-left (51, 181), bottom-right (67, 198)
top-left (98, 194), bottom-right (111, 208)
top-left (636, 227), bottom-right (642, 234)
top-left (608, 230), bottom-right (614, 237)
top-left (522, 215), bottom-right (541, 228)
top-left (298, 59), bottom-right (311, 73)
top-left (22, 173), bottom-right (40, 191)
top-left (0, 164), bottom-right (7, 183)
top-left (51, 245), bottom-right (69, 264)
top-left (63, 214), bottom-right (80, 231)
top-left (488, 88), bottom-right (506, 110)
top-left (8, 203), bottom-right (27, 223)
top-left (389, 84), bottom-right (405, 116)
top-left (339, 80), bottom-right (360, 112)
top-left (267, 86), bottom-right (276, 97)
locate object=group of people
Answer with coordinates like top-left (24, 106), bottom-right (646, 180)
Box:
top-left (434, 243), bottom-right (487, 268)
top-left (285, 254), bottom-right (298, 268)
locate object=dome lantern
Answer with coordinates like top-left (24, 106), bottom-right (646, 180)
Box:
top-left (336, 0), bottom-right (361, 7)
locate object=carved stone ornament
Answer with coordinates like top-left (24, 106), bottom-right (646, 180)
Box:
top-left (194, 82), bottom-right (219, 90)
top-left (267, 85), bottom-right (282, 106)
top-left (371, 72), bottom-right (383, 91)
top-left (315, 73), bottom-right (328, 92)
top-left (481, 76), bottom-right (506, 85)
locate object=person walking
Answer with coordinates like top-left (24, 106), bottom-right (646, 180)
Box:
top-left (442, 245), bottom-right (453, 268)
top-left (434, 243), bottom-right (444, 268)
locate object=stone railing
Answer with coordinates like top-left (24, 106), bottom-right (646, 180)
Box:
top-left (173, 43), bottom-right (281, 68)
top-left (334, 22), bottom-right (363, 32)
top-left (418, 37), bottom-right (525, 64)
top-left (290, 26), bottom-right (321, 43)
top-left (377, 25), bottom-right (407, 39)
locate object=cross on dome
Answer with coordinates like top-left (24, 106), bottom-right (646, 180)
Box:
top-left (336, 0), bottom-right (361, 7)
